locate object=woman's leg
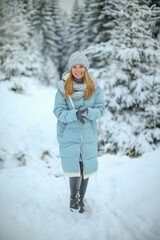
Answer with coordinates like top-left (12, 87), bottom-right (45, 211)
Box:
top-left (69, 162), bottom-right (89, 212)
top-left (69, 176), bottom-right (81, 210)
top-left (69, 176), bottom-right (81, 197)
top-left (79, 162), bottom-right (89, 199)
top-left (79, 162), bottom-right (89, 213)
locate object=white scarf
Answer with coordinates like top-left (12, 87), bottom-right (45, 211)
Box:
top-left (58, 80), bottom-right (87, 99)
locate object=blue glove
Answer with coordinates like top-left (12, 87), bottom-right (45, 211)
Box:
top-left (76, 108), bottom-right (88, 125)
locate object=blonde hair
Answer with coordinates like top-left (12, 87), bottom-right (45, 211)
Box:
top-left (64, 70), bottom-right (95, 100)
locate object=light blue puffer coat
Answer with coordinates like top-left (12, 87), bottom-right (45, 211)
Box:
top-left (53, 75), bottom-right (105, 179)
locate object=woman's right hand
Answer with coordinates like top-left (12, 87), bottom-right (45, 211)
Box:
top-left (76, 108), bottom-right (88, 125)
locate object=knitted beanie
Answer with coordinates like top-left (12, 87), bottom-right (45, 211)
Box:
top-left (68, 51), bottom-right (89, 71)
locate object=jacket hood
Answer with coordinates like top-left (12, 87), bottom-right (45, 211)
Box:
top-left (62, 71), bottom-right (70, 81)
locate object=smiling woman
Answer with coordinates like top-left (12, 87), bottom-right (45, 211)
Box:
top-left (53, 51), bottom-right (105, 213)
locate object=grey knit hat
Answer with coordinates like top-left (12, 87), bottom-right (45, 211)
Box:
top-left (68, 51), bottom-right (89, 70)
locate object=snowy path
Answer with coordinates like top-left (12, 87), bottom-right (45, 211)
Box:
top-left (0, 80), bottom-right (160, 240)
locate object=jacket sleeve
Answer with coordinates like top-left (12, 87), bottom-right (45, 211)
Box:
top-left (53, 91), bottom-right (77, 123)
top-left (87, 86), bottom-right (105, 121)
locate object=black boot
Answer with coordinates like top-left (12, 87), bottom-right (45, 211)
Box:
top-left (70, 193), bottom-right (79, 211)
top-left (79, 197), bottom-right (85, 213)
top-left (78, 169), bottom-right (89, 213)
top-left (69, 176), bottom-right (81, 211)
top-left (69, 162), bottom-right (89, 213)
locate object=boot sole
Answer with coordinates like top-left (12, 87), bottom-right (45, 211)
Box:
top-left (70, 208), bottom-right (79, 212)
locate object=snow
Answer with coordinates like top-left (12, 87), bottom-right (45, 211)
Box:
top-left (0, 79), bottom-right (160, 240)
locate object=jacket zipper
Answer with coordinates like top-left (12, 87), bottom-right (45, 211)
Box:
top-left (68, 95), bottom-right (84, 176)
top-left (80, 101), bottom-right (85, 176)
top-left (80, 134), bottom-right (84, 177)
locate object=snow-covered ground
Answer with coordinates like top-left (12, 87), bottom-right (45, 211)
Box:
top-left (0, 79), bottom-right (160, 240)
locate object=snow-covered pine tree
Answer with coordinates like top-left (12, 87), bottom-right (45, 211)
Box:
top-left (90, 0), bottom-right (160, 156)
top-left (49, 0), bottom-right (64, 76)
top-left (61, 0), bottom-right (84, 73)
top-left (139, 1), bottom-right (160, 149)
top-left (58, 12), bottom-right (69, 76)
top-left (146, 0), bottom-right (160, 40)
top-left (87, 0), bottom-right (108, 45)
top-left (20, 0), bottom-right (34, 23)
top-left (82, 0), bottom-right (114, 68)
top-left (80, 0), bottom-right (93, 50)
top-left (0, 0), bottom-right (30, 81)
top-left (0, 0), bottom-right (45, 87)
top-left (31, 0), bottom-right (59, 84)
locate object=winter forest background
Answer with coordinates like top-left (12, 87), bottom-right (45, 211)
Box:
top-left (0, 0), bottom-right (160, 157)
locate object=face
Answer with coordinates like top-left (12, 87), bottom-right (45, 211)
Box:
top-left (71, 64), bottom-right (85, 79)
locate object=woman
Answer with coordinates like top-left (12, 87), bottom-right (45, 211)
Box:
top-left (53, 51), bottom-right (104, 213)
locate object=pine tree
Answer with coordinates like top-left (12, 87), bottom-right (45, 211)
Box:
top-left (61, 0), bottom-right (114, 73)
top-left (93, 0), bottom-right (160, 156)
top-left (87, 0), bottom-right (108, 45)
top-left (144, 0), bottom-right (160, 39)
top-left (82, 0), bottom-right (114, 68)
top-left (59, 14), bottom-right (69, 75)
top-left (31, 0), bottom-right (59, 83)
top-left (0, 0), bottom-right (31, 81)
top-left (61, 0), bottom-right (84, 73)
top-left (49, 0), bottom-right (64, 75)
top-left (80, 0), bottom-right (93, 50)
